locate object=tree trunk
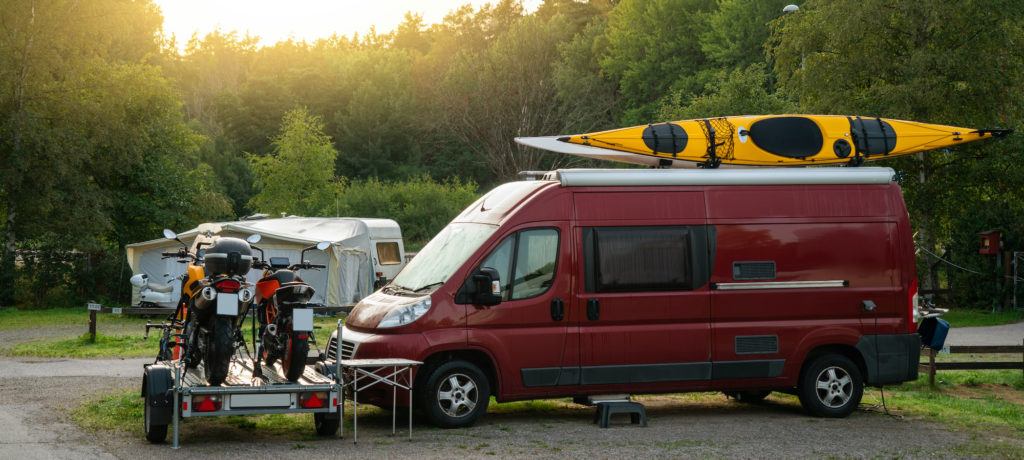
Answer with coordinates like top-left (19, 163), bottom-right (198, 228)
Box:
top-left (0, 200), bottom-right (15, 306)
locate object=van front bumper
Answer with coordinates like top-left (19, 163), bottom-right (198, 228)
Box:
top-left (856, 333), bottom-right (921, 385)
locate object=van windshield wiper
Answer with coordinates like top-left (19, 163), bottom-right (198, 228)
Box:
top-left (413, 281), bottom-right (445, 293)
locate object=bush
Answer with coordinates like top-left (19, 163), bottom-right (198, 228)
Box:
top-left (333, 177), bottom-right (479, 245)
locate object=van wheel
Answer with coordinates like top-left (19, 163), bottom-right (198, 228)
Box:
top-left (418, 360), bottom-right (490, 428)
top-left (798, 354), bottom-right (863, 418)
top-left (724, 390), bottom-right (771, 403)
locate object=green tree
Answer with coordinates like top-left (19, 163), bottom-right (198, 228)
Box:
top-left (249, 108), bottom-right (340, 216)
top-left (657, 63), bottom-right (795, 119)
top-left (771, 0), bottom-right (1024, 305)
top-left (600, 0), bottom-right (717, 122)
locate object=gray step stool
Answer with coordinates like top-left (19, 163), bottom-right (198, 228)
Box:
top-left (586, 395), bottom-right (648, 428)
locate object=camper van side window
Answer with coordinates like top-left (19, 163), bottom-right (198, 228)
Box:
top-left (478, 228), bottom-right (560, 301)
top-left (376, 242), bottom-right (402, 265)
top-left (585, 226), bottom-right (692, 292)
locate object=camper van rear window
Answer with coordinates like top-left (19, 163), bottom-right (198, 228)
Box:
top-left (584, 226), bottom-right (692, 292)
top-left (376, 242), bottom-right (402, 265)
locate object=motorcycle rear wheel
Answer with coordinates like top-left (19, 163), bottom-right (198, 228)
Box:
top-left (283, 335), bottom-right (309, 382)
top-left (204, 317), bottom-right (235, 385)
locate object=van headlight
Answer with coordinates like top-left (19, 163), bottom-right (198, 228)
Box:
top-left (378, 297), bottom-right (431, 328)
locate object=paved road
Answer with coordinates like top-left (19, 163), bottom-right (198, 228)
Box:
top-left (946, 321), bottom-right (1024, 346)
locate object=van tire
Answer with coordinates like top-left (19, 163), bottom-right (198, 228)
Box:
top-left (724, 390), bottom-right (771, 403)
top-left (798, 354), bottom-right (863, 418)
top-left (418, 360), bottom-right (490, 428)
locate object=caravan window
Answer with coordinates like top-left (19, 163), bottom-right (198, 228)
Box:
top-left (376, 242), bottom-right (402, 265)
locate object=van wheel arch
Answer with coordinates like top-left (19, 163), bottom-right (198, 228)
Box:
top-left (799, 344), bottom-right (867, 387)
top-left (417, 349), bottom-right (500, 399)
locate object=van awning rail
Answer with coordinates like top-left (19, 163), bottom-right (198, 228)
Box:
top-left (545, 167), bottom-right (896, 187)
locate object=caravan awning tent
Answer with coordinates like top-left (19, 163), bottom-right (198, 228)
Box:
top-left (126, 217), bottom-right (401, 307)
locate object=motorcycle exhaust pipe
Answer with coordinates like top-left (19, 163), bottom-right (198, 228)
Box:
top-left (266, 323), bottom-right (278, 336)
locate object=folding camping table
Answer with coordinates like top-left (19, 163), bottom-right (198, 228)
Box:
top-left (338, 357), bottom-right (421, 443)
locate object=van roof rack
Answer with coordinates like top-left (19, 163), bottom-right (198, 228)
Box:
top-left (544, 167), bottom-right (896, 187)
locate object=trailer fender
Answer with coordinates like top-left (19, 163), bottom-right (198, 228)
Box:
top-left (142, 364), bottom-right (174, 425)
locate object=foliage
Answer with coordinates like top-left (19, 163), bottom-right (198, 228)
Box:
top-left (771, 0), bottom-right (1024, 307)
top-left (2, 0), bottom-right (1023, 309)
top-left (335, 177), bottom-right (479, 245)
top-left (249, 108), bottom-right (340, 216)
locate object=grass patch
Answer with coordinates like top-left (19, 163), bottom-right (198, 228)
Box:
top-left (942, 308), bottom-right (1023, 327)
top-left (866, 370), bottom-right (1024, 434)
top-left (6, 333), bottom-right (155, 358)
top-left (0, 307), bottom-right (149, 331)
top-left (74, 389), bottom-right (328, 441)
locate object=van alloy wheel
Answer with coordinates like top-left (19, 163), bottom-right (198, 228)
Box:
top-left (815, 366), bottom-right (853, 408)
top-left (437, 373), bottom-right (478, 418)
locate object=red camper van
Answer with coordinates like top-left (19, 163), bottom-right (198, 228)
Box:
top-left (327, 167), bottom-right (921, 428)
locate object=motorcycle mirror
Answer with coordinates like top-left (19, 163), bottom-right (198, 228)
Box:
top-left (162, 229), bottom-right (177, 240)
top-left (246, 234), bottom-right (262, 244)
top-left (316, 241), bottom-right (331, 251)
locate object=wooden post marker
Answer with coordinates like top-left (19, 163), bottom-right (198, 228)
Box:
top-left (87, 302), bottom-right (101, 343)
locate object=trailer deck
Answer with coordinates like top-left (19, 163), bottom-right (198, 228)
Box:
top-left (145, 356), bottom-right (342, 448)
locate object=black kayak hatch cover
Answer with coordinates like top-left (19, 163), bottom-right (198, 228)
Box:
top-left (748, 116), bottom-right (824, 159)
top-left (642, 123), bottom-right (688, 155)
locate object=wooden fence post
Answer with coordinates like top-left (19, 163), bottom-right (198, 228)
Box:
top-left (88, 309), bottom-right (97, 343)
top-left (928, 347), bottom-right (937, 388)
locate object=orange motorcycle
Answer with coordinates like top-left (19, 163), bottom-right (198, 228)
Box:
top-left (250, 239), bottom-right (330, 381)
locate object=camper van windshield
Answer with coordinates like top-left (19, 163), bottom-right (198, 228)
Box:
top-left (391, 222), bottom-right (497, 292)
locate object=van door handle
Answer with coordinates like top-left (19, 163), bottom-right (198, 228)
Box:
top-left (550, 298), bottom-right (564, 321)
top-left (587, 298), bottom-right (600, 321)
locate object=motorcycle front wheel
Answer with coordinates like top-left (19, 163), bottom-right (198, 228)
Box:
top-left (203, 317), bottom-right (236, 385)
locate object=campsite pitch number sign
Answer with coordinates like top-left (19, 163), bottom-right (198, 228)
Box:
top-left (87, 302), bottom-right (102, 311)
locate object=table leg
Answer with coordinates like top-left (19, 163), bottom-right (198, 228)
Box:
top-left (392, 366), bottom-right (397, 435)
top-left (353, 374), bottom-right (358, 445)
top-left (408, 366), bottom-right (413, 440)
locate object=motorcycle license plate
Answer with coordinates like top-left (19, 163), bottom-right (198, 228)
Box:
top-left (216, 293), bottom-right (239, 316)
top-left (293, 308), bottom-right (314, 332)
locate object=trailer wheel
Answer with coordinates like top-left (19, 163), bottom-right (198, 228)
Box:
top-left (144, 394), bottom-right (168, 443)
top-left (314, 412), bottom-right (340, 436)
top-left (283, 335), bottom-right (309, 382)
top-left (417, 359), bottom-right (490, 428)
top-left (798, 353), bottom-right (863, 418)
top-left (204, 317), bottom-right (235, 385)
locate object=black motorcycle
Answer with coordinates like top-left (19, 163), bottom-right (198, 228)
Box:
top-left (181, 234), bottom-right (258, 385)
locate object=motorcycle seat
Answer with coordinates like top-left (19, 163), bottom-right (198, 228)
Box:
top-left (146, 281), bottom-right (175, 293)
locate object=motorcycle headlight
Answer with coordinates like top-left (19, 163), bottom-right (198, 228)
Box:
top-left (377, 297), bottom-right (431, 329)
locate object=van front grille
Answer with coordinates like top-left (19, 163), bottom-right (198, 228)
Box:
top-left (326, 337), bottom-right (357, 360)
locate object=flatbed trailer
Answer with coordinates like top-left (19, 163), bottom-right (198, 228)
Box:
top-left (142, 355), bottom-right (342, 448)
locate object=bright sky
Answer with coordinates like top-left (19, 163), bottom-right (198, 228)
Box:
top-left (156, 0), bottom-right (543, 50)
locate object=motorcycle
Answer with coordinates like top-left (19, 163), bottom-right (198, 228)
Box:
top-left (158, 227), bottom-right (257, 386)
top-left (129, 273), bottom-right (177, 307)
top-left (250, 239), bottom-right (330, 381)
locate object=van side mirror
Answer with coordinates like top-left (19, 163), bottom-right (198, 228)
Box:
top-left (470, 267), bottom-right (502, 306)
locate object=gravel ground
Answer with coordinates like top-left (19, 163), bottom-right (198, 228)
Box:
top-left (0, 357), bottom-right (968, 459)
top-left (945, 321), bottom-right (1024, 346)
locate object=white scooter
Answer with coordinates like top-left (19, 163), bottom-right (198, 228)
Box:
top-left (129, 273), bottom-right (178, 307)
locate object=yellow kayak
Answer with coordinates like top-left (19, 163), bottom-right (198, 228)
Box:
top-left (516, 115), bottom-right (1010, 168)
